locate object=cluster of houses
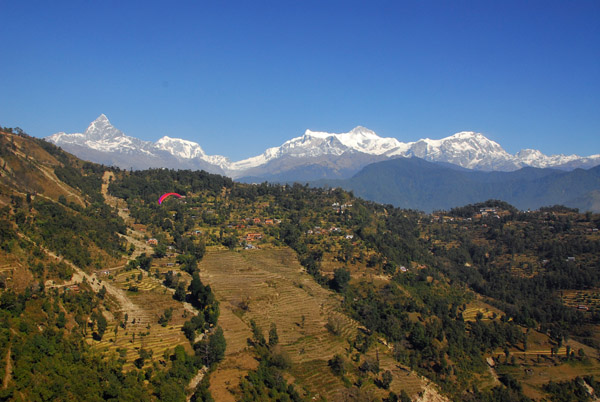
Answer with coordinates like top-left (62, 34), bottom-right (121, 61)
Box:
top-left (244, 233), bottom-right (263, 242)
top-left (431, 207), bottom-right (507, 223)
top-left (305, 226), bottom-right (354, 240)
top-left (332, 202), bottom-right (353, 213)
top-left (229, 217), bottom-right (281, 229)
top-left (478, 207), bottom-right (503, 219)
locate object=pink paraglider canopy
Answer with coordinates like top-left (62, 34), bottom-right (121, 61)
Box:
top-left (158, 192), bottom-right (183, 204)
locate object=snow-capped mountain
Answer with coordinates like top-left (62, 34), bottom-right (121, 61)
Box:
top-left (46, 115), bottom-right (229, 173)
top-left (398, 132), bottom-right (519, 171)
top-left (229, 126), bottom-right (405, 172)
top-left (48, 114), bottom-right (157, 156)
top-left (154, 136), bottom-right (231, 168)
top-left (45, 115), bottom-right (600, 180)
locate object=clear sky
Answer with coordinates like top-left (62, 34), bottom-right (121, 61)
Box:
top-left (1, 0), bottom-right (599, 160)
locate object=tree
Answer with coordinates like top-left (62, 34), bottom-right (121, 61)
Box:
top-left (331, 267), bottom-right (350, 292)
top-left (153, 243), bottom-right (167, 258)
top-left (174, 283), bottom-right (186, 301)
top-left (250, 319), bottom-right (266, 346)
top-left (56, 311), bottom-right (66, 328)
top-left (268, 323), bottom-right (279, 347)
top-left (379, 370), bottom-right (393, 389)
top-left (137, 253), bottom-right (153, 271)
top-left (182, 321), bottom-right (197, 342)
top-left (208, 327), bottom-right (226, 364)
top-left (158, 307), bottom-right (173, 327)
top-left (195, 327), bottom-right (226, 367)
top-left (328, 354), bottom-right (346, 376)
top-left (93, 312), bottom-right (108, 340)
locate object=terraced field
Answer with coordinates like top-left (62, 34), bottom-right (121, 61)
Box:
top-left (87, 269), bottom-right (193, 371)
top-left (198, 248), bottom-right (433, 401)
top-left (462, 300), bottom-right (504, 322)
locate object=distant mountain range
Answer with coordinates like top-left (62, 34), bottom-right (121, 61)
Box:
top-left (44, 115), bottom-right (600, 212)
top-left (46, 115), bottom-right (600, 182)
top-left (320, 157), bottom-right (600, 213)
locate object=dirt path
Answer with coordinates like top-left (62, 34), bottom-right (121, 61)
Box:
top-left (415, 384), bottom-right (451, 402)
top-left (36, 163), bottom-right (85, 206)
top-left (17, 230), bottom-right (145, 324)
top-left (101, 171), bottom-right (131, 221)
top-left (3, 347), bottom-right (11, 389)
top-left (186, 366), bottom-right (208, 401)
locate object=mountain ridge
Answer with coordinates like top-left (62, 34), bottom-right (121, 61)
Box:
top-left (320, 157), bottom-right (600, 213)
top-left (46, 115), bottom-right (600, 180)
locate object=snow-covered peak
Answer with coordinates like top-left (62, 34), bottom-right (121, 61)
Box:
top-left (349, 126), bottom-right (377, 136)
top-left (516, 149), bottom-right (545, 162)
top-left (338, 126), bottom-right (404, 154)
top-left (155, 136), bottom-right (206, 159)
top-left (403, 131), bottom-right (515, 170)
top-left (96, 114), bottom-right (109, 123)
top-left (424, 131), bottom-right (503, 149)
top-left (46, 115), bottom-right (600, 175)
top-left (84, 114), bottom-right (125, 141)
top-left (293, 127), bottom-right (404, 155)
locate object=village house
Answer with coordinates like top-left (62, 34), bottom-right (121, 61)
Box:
top-left (66, 284), bottom-right (80, 293)
top-left (147, 238), bottom-right (158, 246)
top-left (245, 233), bottom-right (263, 241)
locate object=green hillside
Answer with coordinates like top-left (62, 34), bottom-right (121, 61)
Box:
top-left (325, 157), bottom-right (600, 212)
top-left (1, 127), bottom-right (599, 401)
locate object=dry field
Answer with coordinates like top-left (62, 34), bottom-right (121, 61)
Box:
top-left (489, 330), bottom-right (600, 400)
top-left (198, 248), bottom-right (435, 401)
top-left (87, 267), bottom-right (194, 371)
top-left (462, 300), bottom-right (504, 322)
top-left (560, 288), bottom-right (600, 312)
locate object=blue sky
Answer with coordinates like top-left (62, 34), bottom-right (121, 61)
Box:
top-left (1, 0), bottom-right (598, 160)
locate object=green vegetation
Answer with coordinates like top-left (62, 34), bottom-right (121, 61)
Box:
top-left (1, 129), bottom-right (599, 400)
top-left (104, 168), bottom-right (600, 400)
top-left (238, 321), bottom-right (302, 401)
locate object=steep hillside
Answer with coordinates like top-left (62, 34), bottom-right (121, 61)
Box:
top-left (0, 129), bottom-right (220, 400)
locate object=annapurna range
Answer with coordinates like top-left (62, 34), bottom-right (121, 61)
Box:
top-left (46, 114), bottom-right (600, 181)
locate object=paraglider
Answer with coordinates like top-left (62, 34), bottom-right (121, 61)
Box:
top-left (158, 192), bottom-right (183, 205)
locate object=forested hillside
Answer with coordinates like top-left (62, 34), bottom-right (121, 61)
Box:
top-left (322, 157), bottom-right (600, 212)
top-left (1, 127), bottom-right (599, 401)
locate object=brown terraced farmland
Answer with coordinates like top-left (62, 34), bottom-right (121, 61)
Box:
top-left (86, 267), bottom-right (194, 371)
top-left (198, 248), bottom-right (430, 401)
